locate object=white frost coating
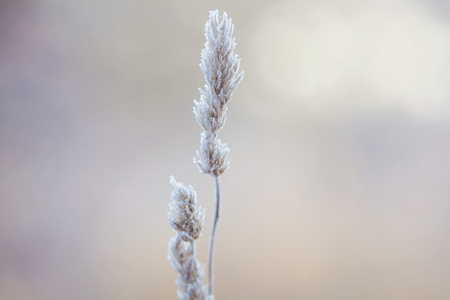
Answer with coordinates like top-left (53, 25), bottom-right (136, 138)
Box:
top-left (168, 236), bottom-right (208, 300)
top-left (193, 10), bottom-right (244, 177)
top-left (168, 176), bottom-right (205, 242)
top-left (169, 10), bottom-right (243, 300)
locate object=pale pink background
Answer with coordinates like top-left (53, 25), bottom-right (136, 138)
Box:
top-left (1, 0), bottom-right (450, 299)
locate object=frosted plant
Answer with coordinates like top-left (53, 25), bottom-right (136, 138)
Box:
top-left (168, 176), bottom-right (205, 242)
top-left (193, 10), bottom-right (244, 177)
top-left (168, 177), bottom-right (207, 299)
top-left (169, 9), bottom-right (243, 300)
top-left (168, 235), bottom-right (208, 300)
top-left (194, 9), bottom-right (243, 297)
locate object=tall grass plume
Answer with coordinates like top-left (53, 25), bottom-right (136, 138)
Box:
top-left (168, 9), bottom-right (243, 300)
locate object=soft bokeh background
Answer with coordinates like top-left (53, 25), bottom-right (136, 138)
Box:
top-left (1, 0), bottom-right (450, 299)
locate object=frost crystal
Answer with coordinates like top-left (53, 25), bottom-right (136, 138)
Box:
top-left (193, 10), bottom-right (244, 177)
top-left (168, 236), bottom-right (208, 300)
top-left (168, 176), bottom-right (205, 242)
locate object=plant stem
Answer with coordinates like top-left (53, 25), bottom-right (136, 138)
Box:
top-left (208, 176), bottom-right (221, 296)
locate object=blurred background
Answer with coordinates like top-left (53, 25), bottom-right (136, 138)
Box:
top-left (1, 0), bottom-right (450, 299)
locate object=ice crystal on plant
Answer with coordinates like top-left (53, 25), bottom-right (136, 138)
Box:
top-left (168, 236), bottom-right (208, 300)
top-left (168, 10), bottom-right (243, 300)
top-left (193, 10), bottom-right (244, 177)
top-left (168, 176), bottom-right (205, 242)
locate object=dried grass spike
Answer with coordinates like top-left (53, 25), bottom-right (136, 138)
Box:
top-left (168, 176), bottom-right (205, 242)
top-left (168, 236), bottom-right (208, 300)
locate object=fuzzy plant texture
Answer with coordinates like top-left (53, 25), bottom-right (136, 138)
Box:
top-left (168, 178), bottom-right (207, 300)
top-left (168, 176), bottom-right (205, 243)
top-left (168, 9), bottom-right (243, 300)
top-left (193, 9), bottom-right (244, 177)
